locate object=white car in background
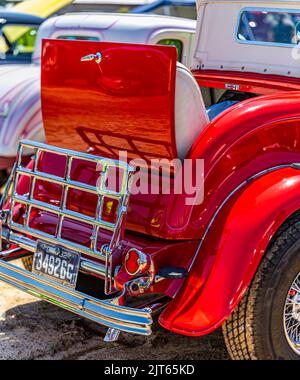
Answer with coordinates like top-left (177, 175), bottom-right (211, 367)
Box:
top-left (0, 12), bottom-right (195, 183)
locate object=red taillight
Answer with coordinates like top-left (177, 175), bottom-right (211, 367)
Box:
top-left (124, 249), bottom-right (150, 276)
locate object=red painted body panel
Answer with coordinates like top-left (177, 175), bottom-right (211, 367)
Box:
top-left (41, 39), bottom-right (178, 163)
top-left (128, 92), bottom-right (300, 240)
top-left (193, 70), bottom-right (300, 95)
top-left (160, 167), bottom-right (300, 335)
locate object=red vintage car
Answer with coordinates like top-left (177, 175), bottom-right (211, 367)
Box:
top-left (1, 0), bottom-right (300, 360)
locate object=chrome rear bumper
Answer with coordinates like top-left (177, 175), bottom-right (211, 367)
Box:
top-left (0, 259), bottom-right (152, 336)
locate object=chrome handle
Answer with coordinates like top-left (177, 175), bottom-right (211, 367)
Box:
top-left (81, 52), bottom-right (102, 64)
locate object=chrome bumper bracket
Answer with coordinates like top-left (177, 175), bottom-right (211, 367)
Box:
top-left (104, 328), bottom-right (121, 342)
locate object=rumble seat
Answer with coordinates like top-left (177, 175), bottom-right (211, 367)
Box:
top-left (175, 62), bottom-right (209, 159)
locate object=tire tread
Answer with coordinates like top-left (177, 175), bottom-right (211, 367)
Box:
top-left (222, 213), bottom-right (300, 360)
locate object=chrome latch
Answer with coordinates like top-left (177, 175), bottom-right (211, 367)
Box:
top-left (81, 52), bottom-right (102, 64)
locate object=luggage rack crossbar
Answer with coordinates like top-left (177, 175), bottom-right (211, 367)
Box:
top-left (16, 166), bottom-right (122, 198)
top-left (1, 140), bottom-right (135, 294)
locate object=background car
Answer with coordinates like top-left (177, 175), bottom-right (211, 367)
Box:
top-left (6, 0), bottom-right (196, 19)
top-left (0, 12), bottom-right (196, 184)
top-left (0, 11), bottom-right (43, 64)
top-left (58, 0), bottom-right (157, 14)
top-left (0, 0), bottom-right (171, 65)
top-left (131, 0), bottom-right (197, 19)
top-left (8, 0), bottom-right (159, 17)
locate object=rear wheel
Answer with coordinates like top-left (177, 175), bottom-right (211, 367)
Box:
top-left (222, 217), bottom-right (300, 360)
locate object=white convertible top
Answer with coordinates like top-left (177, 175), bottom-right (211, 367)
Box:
top-left (193, 0), bottom-right (300, 78)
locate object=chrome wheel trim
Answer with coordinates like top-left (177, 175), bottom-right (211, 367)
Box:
top-left (283, 272), bottom-right (300, 356)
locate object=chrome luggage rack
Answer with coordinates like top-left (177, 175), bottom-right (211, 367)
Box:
top-left (0, 139), bottom-right (135, 295)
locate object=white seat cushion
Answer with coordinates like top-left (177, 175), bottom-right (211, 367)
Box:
top-left (175, 62), bottom-right (209, 159)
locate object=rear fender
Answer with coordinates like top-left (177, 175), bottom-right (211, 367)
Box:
top-left (159, 166), bottom-right (300, 336)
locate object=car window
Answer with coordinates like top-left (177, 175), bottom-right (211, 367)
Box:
top-left (57, 35), bottom-right (99, 41)
top-left (56, 4), bottom-right (136, 15)
top-left (147, 5), bottom-right (197, 20)
top-left (158, 38), bottom-right (183, 61)
top-left (0, 24), bottom-right (38, 62)
top-left (237, 8), bottom-right (300, 46)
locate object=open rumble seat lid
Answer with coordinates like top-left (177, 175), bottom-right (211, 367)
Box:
top-left (41, 39), bottom-right (178, 162)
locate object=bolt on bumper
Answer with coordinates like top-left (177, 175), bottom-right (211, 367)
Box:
top-left (0, 259), bottom-right (152, 336)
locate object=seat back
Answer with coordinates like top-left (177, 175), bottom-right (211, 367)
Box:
top-left (175, 62), bottom-right (209, 159)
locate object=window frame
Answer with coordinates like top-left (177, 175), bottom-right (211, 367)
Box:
top-left (157, 38), bottom-right (184, 61)
top-left (0, 22), bottom-right (40, 61)
top-left (236, 6), bottom-right (300, 48)
top-left (51, 30), bottom-right (101, 42)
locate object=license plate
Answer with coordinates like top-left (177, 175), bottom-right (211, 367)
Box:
top-left (32, 241), bottom-right (80, 288)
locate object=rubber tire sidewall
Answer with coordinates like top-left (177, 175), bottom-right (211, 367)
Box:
top-left (257, 239), bottom-right (300, 359)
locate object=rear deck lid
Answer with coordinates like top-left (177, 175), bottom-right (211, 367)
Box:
top-left (41, 39), bottom-right (178, 162)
